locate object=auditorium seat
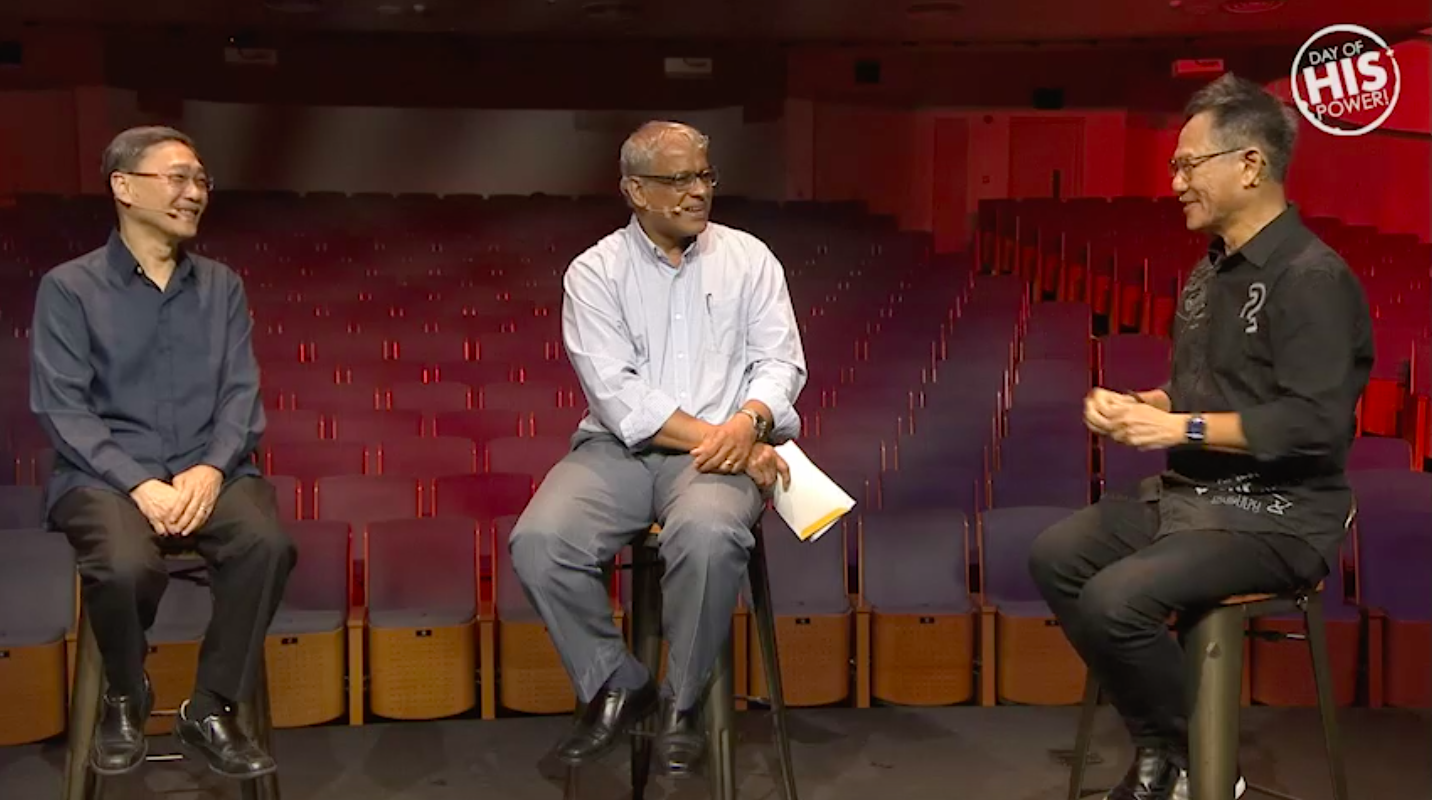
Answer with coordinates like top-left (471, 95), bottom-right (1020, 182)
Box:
top-left (265, 520), bottom-right (352, 728)
top-left (976, 506), bottom-right (1083, 706)
top-left (0, 485), bottom-right (44, 529)
top-left (859, 508), bottom-right (975, 706)
top-left (489, 515), bottom-right (574, 715)
top-left (0, 528), bottom-right (73, 745)
top-left (364, 517), bottom-right (481, 721)
top-left (745, 508), bottom-right (852, 708)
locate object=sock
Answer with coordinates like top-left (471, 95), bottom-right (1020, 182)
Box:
top-left (187, 687), bottom-right (230, 720)
top-left (604, 655), bottom-right (651, 692)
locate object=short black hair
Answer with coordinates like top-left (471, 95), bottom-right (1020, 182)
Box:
top-left (101, 126), bottom-right (199, 189)
top-left (1184, 73), bottom-right (1299, 182)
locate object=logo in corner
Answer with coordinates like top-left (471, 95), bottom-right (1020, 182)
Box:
top-left (1291, 24), bottom-right (1401, 137)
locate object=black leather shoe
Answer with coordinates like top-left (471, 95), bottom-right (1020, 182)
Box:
top-left (1173, 768), bottom-right (1247, 800)
top-left (556, 679), bottom-right (659, 765)
top-left (1106, 747), bottom-right (1180, 800)
top-left (654, 699), bottom-right (706, 778)
top-left (174, 701), bottom-right (277, 778)
top-left (91, 674), bottom-right (154, 775)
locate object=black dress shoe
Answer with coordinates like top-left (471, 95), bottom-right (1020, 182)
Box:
top-left (654, 699), bottom-right (706, 778)
top-left (91, 674), bottom-right (154, 775)
top-left (556, 679), bottom-right (659, 765)
top-left (174, 701), bottom-right (277, 779)
top-left (1106, 747), bottom-right (1180, 800)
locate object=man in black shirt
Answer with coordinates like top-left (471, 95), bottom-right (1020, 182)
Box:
top-left (1028, 74), bottom-right (1373, 800)
top-left (30, 127), bottom-right (296, 779)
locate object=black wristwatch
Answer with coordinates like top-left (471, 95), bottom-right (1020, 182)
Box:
top-left (1185, 414), bottom-right (1207, 445)
top-left (737, 408), bottom-right (771, 442)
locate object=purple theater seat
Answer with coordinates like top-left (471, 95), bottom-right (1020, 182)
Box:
top-left (1099, 334), bottom-right (1171, 393)
top-left (328, 410), bottom-right (425, 443)
top-left (0, 528), bottom-right (74, 649)
top-left (1011, 359), bottom-right (1092, 407)
top-left (862, 509), bottom-right (971, 614)
top-left (0, 485), bottom-right (44, 530)
top-left (1347, 436), bottom-right (1414, 471)
top-left (377, 436), bottom-right (479, 480)
top-left (1350, 470), bottom-right (1432, 621)
top-left (271, 520), bottom-right (350, 636)
top-left (1023, 302), bottom-right (1092, 362)
top-left (262, 409), bottom-right (324, 442)
top-left (486, 435), bottom-right (571, 482)
top-left (367, 517), bottom-right (479, 629)
top-left (757, 507), bottom-right (850, 616)
top-left (990, 468), bottom-right (1091, 510)
top-left (978, 506), bottom-right (1078, 616)
top-left (314, 475), bottom-right (422, 535)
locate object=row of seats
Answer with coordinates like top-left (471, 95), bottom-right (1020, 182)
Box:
top-left (1, 194), bottom-right (1429, 750)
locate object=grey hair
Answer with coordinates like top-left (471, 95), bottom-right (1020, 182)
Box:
top-left (619, 121), bottom-right (709, 178)
top-left (102, 126), bottom-right (200, 190)
top-left (1184, 73), bottom-right (1299, 182)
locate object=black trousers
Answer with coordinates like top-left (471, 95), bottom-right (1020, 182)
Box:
top-left (1027, 492), bottom-right (1326, 753)
top-left (51, 476), bottom-right (297, 703)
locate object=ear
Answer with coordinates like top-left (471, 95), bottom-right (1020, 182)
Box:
top-left (109, 172), bottom-right (133, 205)
top-left (622, 176), bottom-right (649, 211)
top-left (1241, 149), bottom-right (1265, 188)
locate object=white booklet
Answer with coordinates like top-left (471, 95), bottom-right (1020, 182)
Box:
top-left (771, 441), bottom-right (857, 542)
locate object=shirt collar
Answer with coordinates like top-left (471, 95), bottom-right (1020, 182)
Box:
top-left (1207, 203), bottom-right (1302, 270)
top-left (627, 215), bottom-right (702, 269)
top-left (106, 229), bottom-right (197, 286)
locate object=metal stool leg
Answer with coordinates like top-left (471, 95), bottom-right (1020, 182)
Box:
top-left (1067, 674), bottom-right (1101, 800)
top-left (748, 532), bottom-right (799, 800)
top-left (1186, 607), bottom-right (1244, 800)
top-left (705, 638), bottom-right (737, 800)
top-left (1302, 593), bottom-right (1349, 800)
top-left (63, 608), bottom-right (105, 800)
top-left (628, 544), bottom-right (663, 800)
top-left (238, 651), bottom-right (281, 800)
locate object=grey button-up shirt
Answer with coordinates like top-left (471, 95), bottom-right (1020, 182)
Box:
top-left (29, 230), bottom-right (265, 513)
top-left (563, 217), bottom-right (807, 449)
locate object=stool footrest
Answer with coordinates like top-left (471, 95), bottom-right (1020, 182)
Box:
top-left (145, 754), bottom-right (185, 763)
top-left (1246, 630), bottom-right (1307, 642)
top-left (1247, 782), bottom-right (1307, 800)
top-left (735, 695), bottom-right (770, 705)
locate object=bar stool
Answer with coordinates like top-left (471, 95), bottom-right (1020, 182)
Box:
top-left (566, 520), bottom-right (800, 800)
top-left (62, 554), bottom-right (280, 800)
top-left (1065, 509), bottom-right (1356, 800)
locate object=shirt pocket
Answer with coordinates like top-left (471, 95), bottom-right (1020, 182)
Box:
top-left (704, 296), bottom-right (744, 356)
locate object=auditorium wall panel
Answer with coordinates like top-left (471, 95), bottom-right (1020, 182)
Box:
top-left (0, 90), bottom-right (80, 195)
top-left (175, 102), bottom-right (787, 200)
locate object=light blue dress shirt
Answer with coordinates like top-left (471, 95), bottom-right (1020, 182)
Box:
top-left (562, 216), bottom-right (807, 450)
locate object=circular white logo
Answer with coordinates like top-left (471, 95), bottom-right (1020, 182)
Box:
top-left (1290, 24), bottom-right (1401, 137)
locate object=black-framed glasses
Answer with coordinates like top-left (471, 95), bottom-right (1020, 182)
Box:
top-left (1168, 148), bottom-right (1246, 179)
top-left (122, 171), bottom-right (215, 192)
top-left (633, 168), bottom-right (719, 192)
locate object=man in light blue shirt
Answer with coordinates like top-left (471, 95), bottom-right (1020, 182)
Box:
top-left (509, 120), bottom-right (806, 776)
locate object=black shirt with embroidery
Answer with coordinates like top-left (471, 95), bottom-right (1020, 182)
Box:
top-left (1142, 205), bottom-right (1374, 567)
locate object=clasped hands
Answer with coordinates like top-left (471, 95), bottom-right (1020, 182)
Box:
top-left (1084, 388), bottom-right (1188, 451)
top-left (128, 464), bottom-right (223, 537)
top-left (690, 415), bottom-right (791, 491)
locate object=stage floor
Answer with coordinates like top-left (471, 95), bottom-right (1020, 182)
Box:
top-left (2, 705), bottom-right (1427, 799)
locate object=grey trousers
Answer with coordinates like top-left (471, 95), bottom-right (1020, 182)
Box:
top-left (508, 430), bottom-right (763, 711)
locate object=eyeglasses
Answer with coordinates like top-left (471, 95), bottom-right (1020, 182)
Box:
top-left (632, 168), bottom-right (719, 192)
top-left (1167, 148), bottom-right (1246, 179)
top-left (122, 171), bottom-right (215, 193)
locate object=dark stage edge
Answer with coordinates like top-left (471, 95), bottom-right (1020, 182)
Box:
top-left (2, 706), bottom-right (1427, 799)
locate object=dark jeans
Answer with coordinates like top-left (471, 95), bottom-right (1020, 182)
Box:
top-left (1027, 492), bottom-right (1326, 753)
top-left (51, 476), bottom-right (297, 703)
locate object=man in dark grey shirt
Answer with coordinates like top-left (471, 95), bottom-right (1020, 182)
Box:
top-left (1028, 75), bottom-right (1372, 800)
top-left (30, 126), bottom-right (295, 780)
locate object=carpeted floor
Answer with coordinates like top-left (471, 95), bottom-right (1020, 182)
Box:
top-left (2, 705), bottom-right (1427, 799)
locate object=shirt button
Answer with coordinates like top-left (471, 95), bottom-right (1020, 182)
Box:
top-left (674, 314), bottom-right (682, 320)
top-left (677, 353), bottom-right (685, 359)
